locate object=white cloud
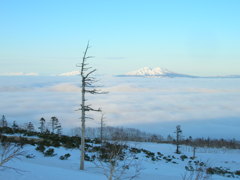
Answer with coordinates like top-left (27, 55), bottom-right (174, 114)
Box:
top-left (0, 76), bottom-right (240, 138)
top-left (44, 83), bottom-right (81, 92)
top-left (0, 72), bottom-right (39, 76)
top-left (58, 71), bottom-right (80, 76)
top-left (104, 84), bottom-right (150, 92)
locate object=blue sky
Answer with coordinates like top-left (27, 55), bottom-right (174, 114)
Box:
top-left (0, 0), bottom-right (240, 75)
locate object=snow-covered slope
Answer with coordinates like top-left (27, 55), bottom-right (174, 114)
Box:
top-left (2, 143), bottom-right (239, 180)
top-left (121, 67), bottom-right (196, 78)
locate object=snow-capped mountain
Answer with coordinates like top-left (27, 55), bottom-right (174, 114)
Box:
top-left (122, 67), bottom-right (196, 78)
top-left (58, 68), bottom-right (240, 78)
top-left (126, 67), bottom-right (173, 76)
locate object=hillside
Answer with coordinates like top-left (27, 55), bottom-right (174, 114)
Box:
top-left (1, 127), bottom-right (240, 180)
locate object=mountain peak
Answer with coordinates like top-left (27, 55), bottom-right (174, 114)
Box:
top-left (126, 67), bottom-right (173, 76)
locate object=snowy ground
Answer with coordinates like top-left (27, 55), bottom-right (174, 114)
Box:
top-left (1, 142), bottom-right (239, 180)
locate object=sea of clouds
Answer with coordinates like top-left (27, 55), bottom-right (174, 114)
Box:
top-left (0, 75), bottom-right (240, 139)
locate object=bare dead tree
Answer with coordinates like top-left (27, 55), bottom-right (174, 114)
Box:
top-left (192, 146), bottom-right (197, 159)
top-left (94, 141), bottom-right (142, 180)
top-left (0, 139), bottom-right (25, 172)
top-left (182, 170), bottom-right (211, 180)
top-left (182, 162), bottom-right (211, 180)
top-left (100, 112), bottom-right (105, 143)
top-left (77, 42), bottom-right (105, 170)
top-left (175, 125), bottom-right (182, 154)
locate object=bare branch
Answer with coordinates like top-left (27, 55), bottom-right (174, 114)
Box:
top-left (85, 116), bottom-right (94, 120)
top-left (85, 56), bottom-right (94, 59)
top-left (93, 142), bottom-right (142, 180)
top-left (0, 141), bottom-right (25, 171)
top-left (85, 69), bottom-right (96, 79)
top-left (84, 105), bottom-right (101, 112)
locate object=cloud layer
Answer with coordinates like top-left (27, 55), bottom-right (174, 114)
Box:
top-left (0, 76), bottom-right (240, 138)
top-left (0, 72), bottom-right (39, 76)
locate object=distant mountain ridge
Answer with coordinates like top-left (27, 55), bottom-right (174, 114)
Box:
top-left (57, 68), bottom-right (240, 78)
top-left (126, 67), bottom-right (172, 76)
top-left (120, 67), bottom-right (197, 78)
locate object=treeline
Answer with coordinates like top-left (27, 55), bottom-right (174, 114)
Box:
top-left (71, 126), bottom-right (164, 142)
top-left (1, 115), bottom-right (240, 149)
top-left (71, 126), bottom-right (240, 149)
top-left (0, 115), bottom-right (62, 135)
top-left (0, 115), bottom-right (93, 149)
top-left (180, 137), bottom-right (240, 149)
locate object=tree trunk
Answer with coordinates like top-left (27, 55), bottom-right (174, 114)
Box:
top-left (193, 146), bottom-right (196, 159)
top-left (80, 80), bottom-right (85, 170)
top-left (100, 114), bottom-right (103, 143)
top-left (108, 161), bottom-right (115, 180)
top-left (78, 43), bottom-right (104, 170)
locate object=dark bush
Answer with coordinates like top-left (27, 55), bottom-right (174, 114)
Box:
top-left (130, 147), bottom-right (141, 154)
top-left (84, 153), bottom-right (94, 161)
top-left (35, 144), bottom-right (45, 153)
top-left (59, 153), bottom-right (71, 160)
top-left (235, 170), bottom-right (240, 175)
top-left (141, 149), bottom-right (155, 159)
top-left (180, 155), bottom-right (188, 161)
top-left (26, 154), bottom-right (35, 158)
top-left (92, 138), bottom-right (101, 144)
top-left (96, 142), bottom-right (127, 162)
top-left (163, 156), bottom-right (172, 162)
top-left (185, 165), bottom-right (194, 171)
top-left (207, 167), bottom-right (234, 177)
top-left (44, 148), bottom-right (56, 157)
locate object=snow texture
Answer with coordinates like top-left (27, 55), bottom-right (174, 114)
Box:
top-left (1, 143), bottom-right (239, 180)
